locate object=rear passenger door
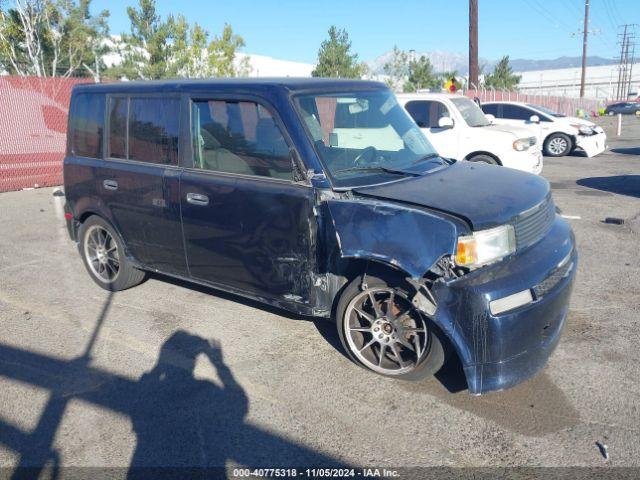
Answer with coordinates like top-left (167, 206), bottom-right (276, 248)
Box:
top-left (102, 94), bottom-right (186, 275)
top-left (180, 97), bottom-right (315, 304)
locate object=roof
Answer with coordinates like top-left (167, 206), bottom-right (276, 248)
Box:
top-left (72, 77), bottom-right (388, 95)
top-left (396, 92), bottom-right (468, 100)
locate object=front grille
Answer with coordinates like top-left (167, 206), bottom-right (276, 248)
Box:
top-left (512, 195), bottom-right (556, 249)
top-left (533, 254), bottom-right (574, 298)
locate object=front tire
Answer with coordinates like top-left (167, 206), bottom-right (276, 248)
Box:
top-left (336, 274), bottom-right (445, 381)
top-left (78, 215), bottom-right (146, 291)
top-left (468, 154), bottom-right (499, 165)
top-left (544, 133), bottom-right (572, 157)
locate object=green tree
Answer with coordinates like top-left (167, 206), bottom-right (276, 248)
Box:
top-left (312, 25), bottom-right (365, 78)
top-left (403, 55), bottom-right (440, 92)
top-left (483, 55), bottom-right (521, 90)
top-left (111, 0), bottom-right (173, 79)
top-left (112, 0), bottom-right (249, 80)
top-left (382, 45), bottom-right (408, 92)
top-left (0, 0), bottom-right (109, 78)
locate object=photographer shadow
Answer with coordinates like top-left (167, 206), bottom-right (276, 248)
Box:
top-left (128, 330), bottom-right (344, 479)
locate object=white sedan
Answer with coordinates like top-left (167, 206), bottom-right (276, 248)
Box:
top-left (481, 101), bottom-right (607, 157)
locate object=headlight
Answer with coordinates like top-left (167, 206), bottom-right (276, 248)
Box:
top-left (570, 123), bottom-right (594, 135)
top-left (512, 138), bottom-right (531, 151)
top-left (455, 225), bottom-right (516, 267)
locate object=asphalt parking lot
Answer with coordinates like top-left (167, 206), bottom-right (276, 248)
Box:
top-left (0, 115), bottom-right (639, 477)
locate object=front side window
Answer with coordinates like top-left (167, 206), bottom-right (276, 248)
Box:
top-left (108, 97), bottom-right (127, 159)
top-left (295, 90), bottom-right (444, 188)
top-left (501, 104), bottom-right (539, 121)
top-left (191, 100), bottom-right (292, 180)
top-left (450, 97), bottom-right (490, 127)
top-left (129, 98), bottom-right (179, 164)
top-left (107, 96), bottom-right (180, 164)
top-left (480, 103), bottom-right (499, 117)
top-left (70, 93), bottom-right (105, 158)
top-left (405, 100), bottom-right (451, 128)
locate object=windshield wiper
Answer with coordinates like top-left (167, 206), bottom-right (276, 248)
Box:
top-left (334, 165), bottom-right (419, 177)
top-left (411, 153), bottom-right (442, 165)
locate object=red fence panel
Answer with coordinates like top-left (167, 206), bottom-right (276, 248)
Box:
top-left (0, 76), bottom-right (93, 193)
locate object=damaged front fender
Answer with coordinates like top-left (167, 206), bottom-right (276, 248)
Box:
top-left (326, 199), bottom-right (458, 279)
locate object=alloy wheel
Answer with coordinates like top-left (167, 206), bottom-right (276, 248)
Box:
top-left (84, 225), bottom-right (120, 283)
top-left (343, 287), bottom-right (430, 375)
top-left (548, 137), bottom-right (568, 155)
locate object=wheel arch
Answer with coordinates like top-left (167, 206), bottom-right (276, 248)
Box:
top-left (464, 151), bottom-right (502, 165)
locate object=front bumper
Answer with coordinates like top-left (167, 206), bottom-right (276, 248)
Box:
top-left (432, 216), bottom-right (576, 395)
top-left (499, 149), bottom-right (543, 175)
top-left (576, 131), bottom-right (607, 157)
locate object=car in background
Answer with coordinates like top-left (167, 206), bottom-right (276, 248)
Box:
top-left (604, 102), bottom-right (640, 116)
top-left (398, 93), bottom-right (543, 175)
top-left (481, 101), bottom-right (607, 158)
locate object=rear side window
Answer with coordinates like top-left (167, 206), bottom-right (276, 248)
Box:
top-left (191, 100), bottom-right (291, 180)
top-left (107, 96), bottom-right (180, 165)
top-left (70, 93), bottom-right (105, 158)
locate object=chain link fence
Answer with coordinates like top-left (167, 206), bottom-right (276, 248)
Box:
top-left (465, 88), bottom-right (605, 117)
top-left (0, 76), bottom-right (93, 193)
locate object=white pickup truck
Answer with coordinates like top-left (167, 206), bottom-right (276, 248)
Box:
top-left (397, 93), bottom-right (543, 175)
top-left (480, 101), bottom-right (607, 157)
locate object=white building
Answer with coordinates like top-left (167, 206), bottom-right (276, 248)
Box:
top-left (235, 53), bottom-right (314, 77)
top-left (516, 63), bottom-right (640, 100)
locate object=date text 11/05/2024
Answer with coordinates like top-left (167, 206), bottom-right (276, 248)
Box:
top-left (232, 468), bottom-right (400, 478)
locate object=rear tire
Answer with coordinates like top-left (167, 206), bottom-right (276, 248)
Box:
top-left (544, 133), bottom-right (572, 157)
top-left (468, 154), bottom-right (499, 165)
top-left (336, 274), bottom-right (445, 381)
top-left (78, 215), bottom-right (146, 291)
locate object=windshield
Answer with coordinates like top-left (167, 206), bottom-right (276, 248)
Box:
top-left (294, 90), bottom-right (446, 187)
top-left (527, 104), bottom-right (565, 117)
top-left (450, 97), bottom-right (491, 127)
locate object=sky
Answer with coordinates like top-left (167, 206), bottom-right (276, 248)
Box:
top-left (97, 0), bottom-right (639, 64)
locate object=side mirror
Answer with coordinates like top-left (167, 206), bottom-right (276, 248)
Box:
top-left (484, 114), bottom-right (495, 123)
top-left (529, 115), bottom-right (540, 123)
top-left (438, 116), bottom-right (454, 129)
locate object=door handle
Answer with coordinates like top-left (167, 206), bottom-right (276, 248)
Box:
top-left (186, 192), bottom-right (209, 206)
top-left (103, 179), bottom-right (118, 190)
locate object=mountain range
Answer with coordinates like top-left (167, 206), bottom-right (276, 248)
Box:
top-left (365, 50), bottom-right (618, 75)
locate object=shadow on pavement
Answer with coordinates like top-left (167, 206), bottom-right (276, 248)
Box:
top-left (611, 147), bottom-right (640, 155)
top-left (0, 293), bottom-right (346, 480)
top-left (576, 175), bottom-right (640, 198)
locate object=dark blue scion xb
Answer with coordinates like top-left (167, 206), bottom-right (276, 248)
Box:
top-left (64, 78), bottom-right (577, 395)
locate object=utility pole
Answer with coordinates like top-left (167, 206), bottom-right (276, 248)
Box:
top-left (616, 25), bottom-right (638, 100)
top-left (469, 0), bottom-right (479, 89)
top-left (579, 0), bottom-right (590, 98)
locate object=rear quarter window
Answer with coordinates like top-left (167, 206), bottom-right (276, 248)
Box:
top-left (70, 93), bottom-right (105, 158)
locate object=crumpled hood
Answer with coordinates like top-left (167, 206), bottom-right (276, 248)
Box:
top-left (353, 161), bottom-right (550, 230)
